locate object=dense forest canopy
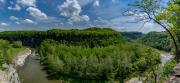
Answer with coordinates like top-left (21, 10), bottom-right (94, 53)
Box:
top-left (121, 32), bottom-right (144, 40)
top-left (137, 32), bottom-right (172, 51)
top-left (0, 28), bottom-right (173, 82)
top-left (39, 39), bottom-right (160, 82)
top-left (0, 0), bottom-right (179, 82)
top-left (0, 27), bottom-right (162, 82)
top-left (0, 28), bottom-right (126, 47)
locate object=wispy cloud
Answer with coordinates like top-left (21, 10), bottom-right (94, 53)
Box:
top-left (8, 4), bottom-right (21, 11)
top-left (0, 22), bottom-right (8, 26)
top-left (23, 19), bottom-right (36, 24)
top-left (17, 0), bottom-right (36, 7)
top-left (26, 7), bottom-right (48, 19)
top-left (9, 16), bottom-right (19, 20)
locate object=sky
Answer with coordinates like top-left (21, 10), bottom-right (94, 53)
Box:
top-left (0, 0), bottom-right (168, 33)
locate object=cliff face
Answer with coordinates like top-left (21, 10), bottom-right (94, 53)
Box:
top-left (0, 64), bottom-right (20, 83)
top-left (0, 48), bottom-right (31, 83)
top-left (169, 63), bottom-right (180, 83)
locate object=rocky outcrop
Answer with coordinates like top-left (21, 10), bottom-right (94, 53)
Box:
top-left (169, 63), bottom-right (180, 83)
top-left (125, 77), bottom-right (144, 83)
top-left (0, 64), bottom-right (20, 83)
top-left (0, 48), bottom-right (31, 83)
top-left (13, 48), bottom-right (32, 66)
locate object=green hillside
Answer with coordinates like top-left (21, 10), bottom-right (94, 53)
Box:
top-left (137, 32), bottom-right (172, 51)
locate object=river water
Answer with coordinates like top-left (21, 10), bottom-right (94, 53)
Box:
top-left (17, 51), bottom-right (173, 83)
top-left (17, 53), bottom-right (60, 83)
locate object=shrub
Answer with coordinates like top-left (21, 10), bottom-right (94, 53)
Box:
top-left (13, 41), bottom-right (22, 48)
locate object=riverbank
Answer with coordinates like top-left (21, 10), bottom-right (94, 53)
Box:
top-left (126, 52), bottom-right (174, 83)
top-left (13, 48), bottom-right (32, 66)
top-left (18, 51), bottom-right (61, 83)
top-left (0, 48), bottom-right (31, 83)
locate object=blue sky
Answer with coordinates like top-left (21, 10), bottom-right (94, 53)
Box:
top-left (0, 0), bottom-right (168, 33)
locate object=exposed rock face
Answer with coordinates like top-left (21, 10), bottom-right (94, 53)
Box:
top-left (13, 48), bottom-right (32, 66)
top-left (125, 78), bottom-right (143, 83)
top-left (0, 64), bottom-right (20, 83)
top-left (0, 48), bottom-right (31, 83)
top-left (169, 63), bottom-right (180, 83)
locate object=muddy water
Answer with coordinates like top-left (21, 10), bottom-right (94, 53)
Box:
top-left (17, 53), bottom-right (61, 83)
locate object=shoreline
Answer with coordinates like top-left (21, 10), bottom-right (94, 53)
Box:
top-left (0, 48), bottom-right (32, 83)
top-left (14, 48), bottom-right (32, 67)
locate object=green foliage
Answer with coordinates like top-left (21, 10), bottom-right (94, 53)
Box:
top-left (0, 27), bottom-right (126, 47)
top-left (0, 39), bottom-right (25, 68)
top-left (156, 60), bottom-right (176, 82)
top-left (156, 0), bottom-right (180, 52)
top-left (13, 41), bottom-right (22, 48)
top-left (162, 61), bottom-right (176, 76)
top-left (39, 39), bottom-right (160, 82)
top-left (0, 28), bottom-right (162, 82)
top-left (121, 32), bottom-right (144, 40)
top-left (137, 32), bottom-right (172, 51)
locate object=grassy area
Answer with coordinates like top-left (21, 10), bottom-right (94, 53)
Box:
top-left (0, 39), bottom-right (26, 69)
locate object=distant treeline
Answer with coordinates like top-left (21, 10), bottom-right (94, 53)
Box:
top-left (121, 32), bottom-right (144, 40)
top-left (0, 28), bottom-right (126, 47)
top-left (121, 31), bottom-right (172, 51)
top-left (137, 32), bottom-right (172, 51)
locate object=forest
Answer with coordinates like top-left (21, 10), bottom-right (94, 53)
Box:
top-left (0, 28), bottom-right (125, 47)
top-left (0, 28), bottom-right (162, 82)
top-left (0, 0), bottom-right (178, 82)
top-left (137, 32), bottom-right (172, 51)
top-left (121, 32), bottom-right (144, 40)
top-left (39, 39), bottom-right (160, 82)
top-left (0, 27), bottom-right (176, 82)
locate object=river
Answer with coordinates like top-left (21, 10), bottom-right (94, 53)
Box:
top-left (17, 51), bottom-right (173, 83)
top-left (17, 52), bottom-right (61, 83)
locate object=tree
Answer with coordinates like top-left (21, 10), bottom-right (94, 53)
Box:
top-left (13, 41), bottom-right (22, 48)
top-left (156, 0), bottom-right (180, 53)
top-left (127, 0), bottom-right (180, 60)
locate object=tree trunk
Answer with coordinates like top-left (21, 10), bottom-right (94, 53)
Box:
top-left (153, 19), bottom-right (180, 61)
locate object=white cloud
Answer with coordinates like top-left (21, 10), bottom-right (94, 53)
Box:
top-left (123, 11), bottom-right (134, 16)
top-left (58, 0), bottom-right (90, 23)
top-left (24, 19), bottom-right (36, 24)
top-left (68, 15), bottom-right (90, 23)
top-left (93, 0), bottom-right (99, 7)
top-left (0, 0), bottom-right (5, 3)
top-left (140, 21), bottom-right (164, 33)
top-left (0, 22), bottom-right (8, 26)
top-left (8, 4), bottom-right (21, 11)
top-left (17, 0), bottom-right (36, 7)
top-left (15, 22), bottom-right (20, 24)
top-left (92, 16), bottom-right (164, 33)
top-left (134, 13), bottom-right (148, 21)
top-left (9, 16), bottom-right (19, 20)
top-left (76, 0), bottom-right (100, 7)
top-left (26, 7), bottom-right (48, 19)
top-left (58, 0), bottom-right (81, 17)
top-left (123, 11), bottom-right (149, 22)
top-left (81, 15), bottom-right (90, 21)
